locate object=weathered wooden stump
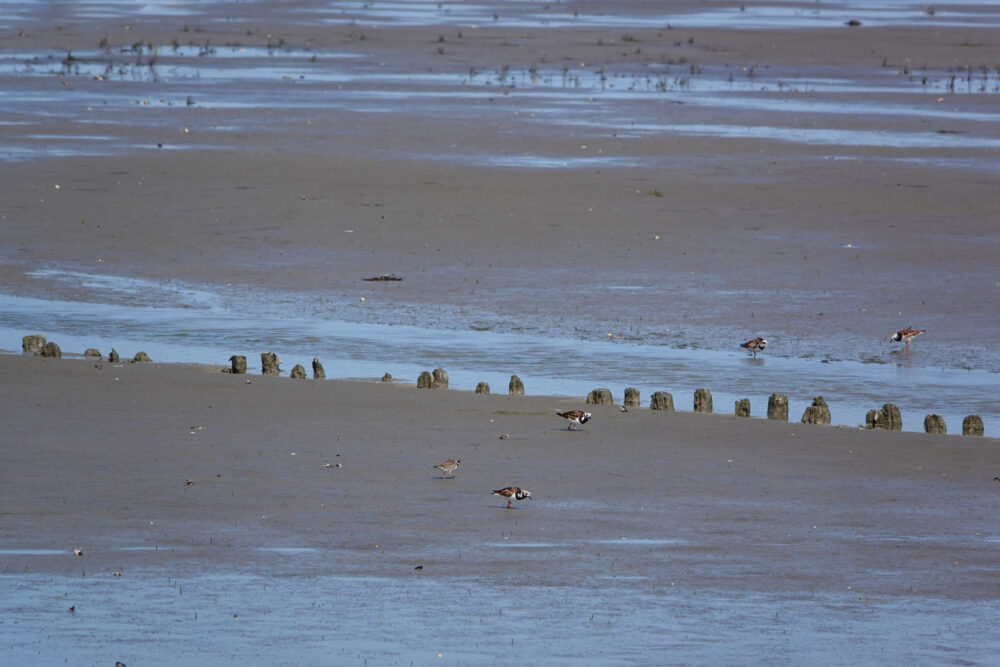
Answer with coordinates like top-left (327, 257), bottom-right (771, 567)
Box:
top-left (289, 364), bottom-right (307, 379)
top-left (108, 348), bottom-right (120, 363)
top-left (417, 371), bottom-right (434, 389)
top-left (735, 398), bottom-right (751, 418)
top-left (650, 391), bottom-right (674, 411)
top-left (432, 368), bottom-right (449, 389)
top-left (884, 404), bottom-right (902, 430)
top-left (767, 393), bottom-right (789, 421)
top-left (866, 403), bottom-right (901, 431)
top-left (509, 375), bottom-right (524, 395)
top-left (261, 352), bottom-right (280, 376)
top-left (229, 355), bottom-right (247, 374)
top-left (22, 334), bottom-right (46, 354)
top-left (133, 351), bottom-right (151, 363)
top-left (382, 372), bottom-right (393, 382)
top-left (84, 348), bottom-right (101, 357)
top-left (962, 415), bottom-right (984, 437)
top-left (801, 396), bottom-right (831, 425)
top-left (312, 357), bottom-right (325, 379)
top-left (624, 387), bottom-right (640, 408)
top-left (40, 341), bottom-right (62, 358)
top-left (693, 388), bottom-right (713, 414)
top-left (881, 403), bottom-right (902, 431)
top-left (475, 382), bottom-right (490, 394)
top-left (587, 388), bottom-right (614, 405)
top-left (923, 414), bottom-right (946, 435)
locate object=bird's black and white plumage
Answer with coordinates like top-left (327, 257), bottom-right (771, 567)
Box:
top-left (555, 410), bottom-right (591, 430)
top-left (890, 327), bottom-right (924, 350)
top-left (492, 486), bottom-right (532, 509)
top-left (740, 337), bottom-right (767, 357)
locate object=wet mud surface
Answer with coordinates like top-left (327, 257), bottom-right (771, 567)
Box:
top-left (1, 1), bottom-right (999, 662)
top-left (2, 356), bottom-right (998, 664)
top-left (1, 1), bottom-right (998, 377)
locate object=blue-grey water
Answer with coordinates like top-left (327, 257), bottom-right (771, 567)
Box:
top-left (2, 269), bottom-right (996, 434)
top-left (4, 567), bottom-right (998, 666)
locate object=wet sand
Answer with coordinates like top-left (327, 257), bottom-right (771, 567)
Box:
top-left (2, 1), bottom-right (1000, 662)
top-left (2, 354), bottom-right (998, 663)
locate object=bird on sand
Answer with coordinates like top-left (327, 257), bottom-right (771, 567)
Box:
top-left (492, 486), bottom-right (532, 509)
top-left (555, 410), bottom-right (591, 430)
top-left (433, 458), bottom-right (461, 478)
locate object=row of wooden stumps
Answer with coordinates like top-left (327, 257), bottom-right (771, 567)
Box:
top-left (227, 355), bottom-right (535, 397)
top-left (69, 337), bottom-right (982, 438)
top-left (414, 370), bottom-right (528, 396)
top-left (228, 352), bottom-right (326, 379)
top-left (585, 386), bottom-right (986, 437)
top-left (22, 334), bottom-right (149, 363)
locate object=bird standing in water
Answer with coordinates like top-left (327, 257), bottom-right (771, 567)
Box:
top-left (890, 327), bottom-right (924, 351)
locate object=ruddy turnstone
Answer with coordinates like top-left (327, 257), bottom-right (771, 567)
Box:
top-left (73, 547), bottom-right (84, 557)
top-left (890, 327), bottom-right (924, 350)
top-left (433, 458), bottom-right (461, 478)
top-left (555, 410), bottom-right (591, 430)
top-left (492, 486), bottom-right (532, 509)
top-left (740, 337), bottom-right (767, 357)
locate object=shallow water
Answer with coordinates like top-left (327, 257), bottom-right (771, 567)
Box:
top-left (267, 0), bottom-right (1000, 30)
top-left (3, 567), bottom-right (998, 665)
top-left (2, 41), bottom-right (997, 164)
top-left (1, 271), bottom-right (996, 434)
top-left (5, 0), bottom-right (1000, 30)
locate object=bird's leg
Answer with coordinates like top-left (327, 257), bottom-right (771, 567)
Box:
top-left (507, 500), bottom-right (513, 509)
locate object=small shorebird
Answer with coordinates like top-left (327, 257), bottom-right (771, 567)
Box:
top-left (890, 327), bottom-right (924, 350)
top-left (740, 337), bottom-right (767, 358)
top-left (433, 458), bottom-right (461, 478)
top-left (555, 410), bottom-right (591, 430)
top-left (492, 486), bottom-right (532, 509)
top-left (73, 548), bottom-right (84, 557)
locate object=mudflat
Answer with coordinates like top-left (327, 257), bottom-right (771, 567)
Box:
top-left (2, 1), bottom-right (1000, 662)
top-left (2, 354), bottom-right (997, 663)
top-left (1, 2), bottom-right (999, 370)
